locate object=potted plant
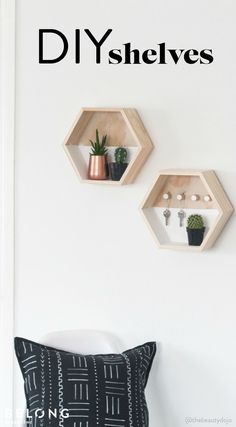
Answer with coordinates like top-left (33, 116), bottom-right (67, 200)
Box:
top-left (186, 214), bottom-right (205, 246)
top-left (88, 129), bottom-right (108, 180)
top-left (109, 147), bottom-right (128, 181)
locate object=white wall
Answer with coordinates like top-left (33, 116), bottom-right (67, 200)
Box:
top-left (14, 1), bottom-right (236, 426)
top-left (0, 0), bottom-right (15, 423)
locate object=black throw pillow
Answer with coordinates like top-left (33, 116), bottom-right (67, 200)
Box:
top-left (15, 337), bottom-right (156, 427)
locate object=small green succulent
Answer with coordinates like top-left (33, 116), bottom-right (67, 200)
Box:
top-left (187, 214), bottom-right (204, 229)
top-left (89, 129), bottom-right (108, 155)
top-left (115, 147), bottom-right (127, 164)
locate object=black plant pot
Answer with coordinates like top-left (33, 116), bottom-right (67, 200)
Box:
top-left (186, 227), bottom-right (205, 246)
top-left (109, 163), bottom-right (128, 181)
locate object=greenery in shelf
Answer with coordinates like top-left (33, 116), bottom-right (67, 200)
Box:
top-left (89, 129), bottom-right (108, 155)
top-left (187, 214), bottom-right (204, 229)
top-left (114, 147), bottom-right (127, 164)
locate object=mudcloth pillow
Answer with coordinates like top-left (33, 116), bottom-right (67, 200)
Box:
top-left (15, 337), bottom-right (156, 427)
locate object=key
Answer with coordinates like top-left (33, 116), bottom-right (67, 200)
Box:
top-left (163, 209), bottom-right (171, 226)
top-left (178, 209), bottom-right (185, 227)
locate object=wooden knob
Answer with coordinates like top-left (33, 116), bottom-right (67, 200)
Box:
top-left (204, 195), bottom-right (211, 202)
top-left (176, 193), bottom-right (184, 201)
top-left (191, 194), bottom-right (199, 201)
top-left (163, 193), bottom-right (170, 200)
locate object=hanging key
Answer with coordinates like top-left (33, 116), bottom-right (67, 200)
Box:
top-left (178, 209), bottom-right (185, 227)
top-left (163, 209), bottom-right (171, 226)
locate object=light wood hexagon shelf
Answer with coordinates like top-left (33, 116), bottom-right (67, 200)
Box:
top-left (140, 169), bottom-right (234, 251)
top-left (63, 108), bottom-right (153, 185)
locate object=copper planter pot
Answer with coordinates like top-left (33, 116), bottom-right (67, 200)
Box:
top-left (88, 155), bottom-right (108, 180)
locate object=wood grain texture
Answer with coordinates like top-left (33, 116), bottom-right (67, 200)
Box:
top-left (63, 108), bottom-right (154, 185)
top-left (141, 169), bottom-right (234, 251)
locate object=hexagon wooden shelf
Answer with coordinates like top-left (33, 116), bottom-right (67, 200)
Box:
top-left (141, 169), bottom-right (234, 251)
top-left (63, 108), bottom-right (153, 185)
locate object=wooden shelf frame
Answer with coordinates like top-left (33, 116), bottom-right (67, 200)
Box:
top-left (63, 108), bottom-right (153, 185)
top-left (140, 169), bottom-right (234, 251)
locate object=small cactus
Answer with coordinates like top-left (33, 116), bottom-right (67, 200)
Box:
top-left (187, 214), bottom-right (204, 229)
top-left (115, 147), bottom-right (127, 164)
top-left (89, 129), bottom-right (108, 155)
